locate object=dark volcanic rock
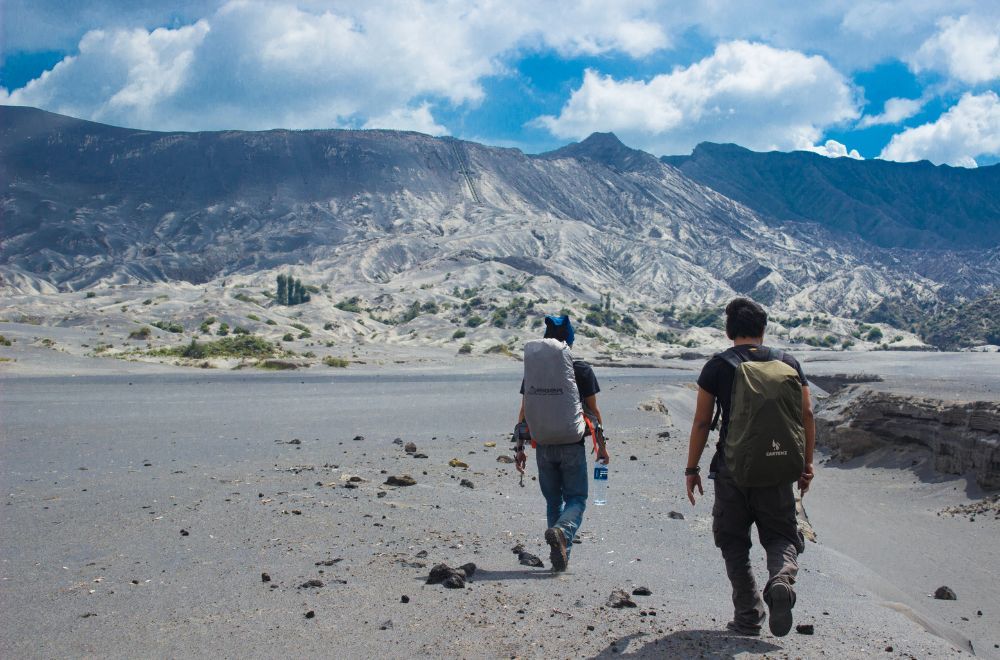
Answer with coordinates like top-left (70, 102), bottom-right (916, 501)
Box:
top-left (300, 579), bottom-right (324, 589)
top-left (460, 478), bottom-right (474, 489)
top-left (632, 586), bottom-right (652, 596)
top-left (404, 442), bottom-right (417, 453)
top-left (667, 511), bottom-right (685, 520)
top-left (443, 574), bottom-right (466, 589)
top-left (352, 435), bottom-right (365, 442)
top-left (385, 475), bottom-right (416, 487)
top-left (607, 589), bottom-right (637, 608)
top-left (261, 572), bottom-right (271, 582)
top-left (796, 624), bottom-right (815, 635)
top-left (934, 586), bottom-right (957, 600)
top-left (305, 610), bottom-right (315, 619)
top-left (518, 552), bottom-right (544, 568)
top-left (400, 595), bottom-right (410, 603)
top-left (459, 563), bottom-right (477, 578)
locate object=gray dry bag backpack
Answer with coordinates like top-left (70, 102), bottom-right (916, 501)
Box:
top-left (720, 348), bottom-right (805, 487)
top-left (522, 339), bottom-right (585, 445)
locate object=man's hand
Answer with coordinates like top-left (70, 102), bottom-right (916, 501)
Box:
top-left (798, 463), bottom-right (814, 495)
top-left (514, 449), bottom-right (527, 474)
top-left (596, 445), bottom-right (610, 464)
top-left (686, 473), bottom-right (704, 505)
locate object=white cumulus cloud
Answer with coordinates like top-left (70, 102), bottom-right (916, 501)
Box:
top-left (535, 41), bottom-right (860, 156)
top-left (880, 92), bottom-right (1000, 167)
top-left (858, 97), bottom-right (925, 128)
top-left (801, 140), bottom-right (863, 159)
top-left (363, 103), bottom-right (448, 135)
top-left (0, 0), bottom-right (669, 132)
top-left (910, 14), bottom-right (1000, 84)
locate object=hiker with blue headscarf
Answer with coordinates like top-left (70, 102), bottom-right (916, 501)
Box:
top-left (514, 314), bottom-right (609, 571)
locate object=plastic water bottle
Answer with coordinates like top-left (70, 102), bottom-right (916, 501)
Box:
top-left (593, 461), bottom-right (608, 505)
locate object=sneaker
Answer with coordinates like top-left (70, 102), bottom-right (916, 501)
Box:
top-left (725, 620), bottom-right (761, 636)
top-left (544, 527), bottom-right (568, 571)
top-left (765, 581), bottom-right (795, 637)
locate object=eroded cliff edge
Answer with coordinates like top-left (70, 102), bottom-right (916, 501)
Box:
top-left (816, 386), bottom-right (1000, 490)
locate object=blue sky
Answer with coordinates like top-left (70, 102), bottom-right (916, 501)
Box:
top-left (2, 1), bottom-right (999, 166)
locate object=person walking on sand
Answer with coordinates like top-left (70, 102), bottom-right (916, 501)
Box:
top-left (684, 297), bottom-right (815, 637)
top-left (514, 314), bottom-right (609, 571)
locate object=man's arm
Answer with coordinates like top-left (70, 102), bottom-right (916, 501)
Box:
top-left (686, 387), bottom-right (716, 505)
top-left (799, 385), bottom-right (816, 494)
top-left (583, 394), bottom-right (610, 464)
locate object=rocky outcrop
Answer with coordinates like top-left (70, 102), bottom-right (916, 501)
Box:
top-left (816, 386), bottom-right (1000, 490)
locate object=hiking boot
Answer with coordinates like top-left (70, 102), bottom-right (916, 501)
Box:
top-left (545, 527), bottom-right (568, 571)
top-left (765, 580), bottom-right (795, 637)
top-left (725, 620), bottom-right (761, 637)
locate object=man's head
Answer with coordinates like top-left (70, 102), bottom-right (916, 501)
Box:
top-left (543, 314), bottom-right (575, 346)
top-left (725, 297), bottom-right (767, 341)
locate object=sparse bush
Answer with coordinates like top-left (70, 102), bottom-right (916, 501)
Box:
top-left (335, 297), bottom-right (363, 313)
top-left (866, 327), bottom-right (883, 342)
top-left (465, 315), bottom-right (485, 328)
top-left (152, 320), bottom-right (184, 333)
top-left (233, 326), bottom-right (250, 335)
top-left (217, 322), bottom-right (230, 336)
top-left (142, 299), bottom-right (153, 305)
top-left (150, 334), bottom-right (277, 359)
top-left (0, 335), bottom-right (12, 346)
top-left (265, 318), bottom-right (277, 325)
top-left (290, 322), bottom-right (310, 332)
top-left (85, 291), bottom-right (96, 299)
top-left (452, 329), bottom-right (466, 340)
top-left (458, 343), bottom-right (473, 354)
top-left (655, 330), bottom-right (679, 343)
top-left (233, 292), bottom-right (256, 304)
top-left (128, 326), bottom-right (152, 340)
top-left (298, 331), bottom-right (311, 339)
top-left (282, 333), bottom-right (294, 342)
top-left (247, 314), bottom-right (260, 321)
top-left (323, 356), bottom-right (349, 368)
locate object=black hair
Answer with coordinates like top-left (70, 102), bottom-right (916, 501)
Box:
top-left (725, 297), bottom-right (767, 340)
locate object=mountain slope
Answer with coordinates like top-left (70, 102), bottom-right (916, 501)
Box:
top-left (662, 142), bottom-right (1000, 251)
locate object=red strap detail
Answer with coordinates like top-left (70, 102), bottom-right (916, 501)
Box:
top-left (583, 415), bottom-right (598, 453)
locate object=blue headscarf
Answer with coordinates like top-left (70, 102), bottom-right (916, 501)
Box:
top-left (543, 314), bottom-right (575, 347)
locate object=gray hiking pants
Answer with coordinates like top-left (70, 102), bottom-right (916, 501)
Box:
top-left (712, 466), bottom-right (804, 631)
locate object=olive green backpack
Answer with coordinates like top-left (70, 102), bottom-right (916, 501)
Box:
top-left (718, 348), bottom-right (805, 487)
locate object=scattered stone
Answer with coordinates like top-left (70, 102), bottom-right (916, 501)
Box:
top-left (179, 529), bottom-right (189, 536)
top-left (796, 624), bottom-right (815, 635)
top-left (427, 563), bottom-right (455, 584)
top-left (315, 559), bottom-right (342, 566)
top-left (80, 612), bottom-right (97, 618)
top-left (261, 572), bottom-right (271, 582)
top-left (385, 475), bottom-right (416, 487)
top-left (305, 610), bottom-right (315, 619)
top-left (449, 458), bottom-right (469, 468)
top-left (511, 544), bottom-right (525, 555)
top-left (392, 438), bottom-right (404, 445)
top-left (496, 455), bottom-right (515, 464)
top-left (404, 442), bottom-right (417, 453)
top-left (460, 478), bottom-right (474, 489)
top-left (657, 430), bottom-right (671, 438)
top-left (667, 511), bottom-right (685, 520)
top-left (607, 589), bottom-right (637, 608)
top-left (443, 574), bottom-right (466, 589)
top-left (484, 441), bottom-right (496, 447)
top-left (380, 620), bottom-right (393, 630)
top-left (630, 455), bottom-right (638, 461)
top-left (518, 551), bottom-right (544, 568)
top-left (400, 595), bottom-right (410, 603)
top-left (288, 439), bottom-right (301, 445)
top-left (413, 453), bottom-right (428, 459)
top-left (291, 509), bottom-right (302, 515)
top-left (885, 646), bottom-right (893, 652)
top-left (377, 491), bottom-right (386, 498)
top-left (300, 579), bottom-right (324, 588)
top-left (632, 586), bottom-right (652, 596)
top-left (353, 435), bottom-right (364, 442)
top-left (459, 563), bottom-right (477, 577)
top-left (934, 586), bottom-right (957, 600)
top-left (587, 625), bottom-right (595, 631)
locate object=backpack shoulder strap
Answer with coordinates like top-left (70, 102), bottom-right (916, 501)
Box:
top-left (768, 347), bottom-right (786, 363)
top-left (717, 348), bottom-right (743, 370)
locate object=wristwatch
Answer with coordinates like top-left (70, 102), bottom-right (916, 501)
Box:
top-left (684, 466), bottom-right (700, 476)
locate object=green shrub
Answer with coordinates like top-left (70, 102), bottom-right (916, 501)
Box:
top-left (265, 318), bottom-right (277, 325)
top-left (152, 320), bottom-right (184, 333)
top-left (85, 291), bottom-right (96, 299)
top-left (655, 330), bottom-right (678, 343)
top-left (323, 356), bottom-right (349, 368)
top-left (233, 326), bottom-right (250, 335)
top-left (465, 315), bottom-right (485, 328)
top-left (151, 335), bottom-right (277, 359)
top-left (866, 327), bottom-right (883, 342)
top-left (233, 292), bottom-right (256, 304)
top-left (0, 335), bottom-right (12, 346)
top-left (335, 297), bottom-right (363, 313)
top-left (247, 314), bottom-right (260, 321)
top-left (142, 299), bottom-right (153, 305)
top-left (128, 326), bottom-right (152, 340)
top-left (298, 331), bottom-right (311, 339)
top-left (452, 329), bottom-right (466, 340)
top-left (282, 333), bottom-right (294, 342)
top-left (458, 343), bottom-right (473, 354)
top-left (217, 322), bottom-right (230, 336)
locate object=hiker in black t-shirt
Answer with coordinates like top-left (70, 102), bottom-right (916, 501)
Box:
top-left (684, 298), bottom-right (815, 637)
top-left (516, 315), bottom-right (609, 571)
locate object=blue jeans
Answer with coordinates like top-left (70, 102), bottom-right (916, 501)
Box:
top-left (536, 442), bottom-right (588, 553)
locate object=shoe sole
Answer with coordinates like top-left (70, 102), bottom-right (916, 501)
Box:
top-left (767, 582), bottom-right (793, 637)
top-left (544, 528), bottom-right (568, 571)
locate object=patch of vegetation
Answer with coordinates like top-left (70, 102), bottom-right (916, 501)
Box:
top-left (458, 343), bottom-right (473, 354)
top-left (335, 297), bottom-right (363, 313)
top-left (465, 315), bottom-right (485, 328)
top-left (499, 277), bottom-right (531, 292)
top-left (151, 320), bottom-right (184, 334)
top-left (866, 327), bottom-right (884, 342)
top-left (247, 314), bottom-right (260, 321)
top-left (151, 335), bottom-right (278, 360)
top-left (290, 322), bottom-right (310, 332)
top-left (142, 299), bottom-right (153, 305)
top-left (484, 344), bottom-right (516, 357)
top-left (282, 333), bottom-right (294, 342)
top-left (0, 335), bottom-right (12, 346)
top-left (676, 306), bottom-right (724, 329)
top-left (584, 294), bottom-right (639, 336)
top-left (275, 274), bottom-right (311, 306)
top-left (233, 292), bottom-right (257, 304)
top-left (803, 335), bottom-right (838, 348)
top-left (128, 326), bottom-right (152, 340)
top-left (85, 291), bottom-right (96, 298)
top-left (265, 318), bottom-right (277, 326)
top-left (323, 356), bottom-right (349, 368)
top-left (257, 360), bottom-right (298, 370)
top-left (655, 330), bottom-right (680, 344)
top-left (489, 296), bottom-right (533, 329)
top-left (452, 286), bottom-right (481, 300)
top-left (233, 326), bottom-right (251, 335)
top-left (452, 329), bottom-right (466, 340)
top-left (217, 322), bottom-right (230, 337)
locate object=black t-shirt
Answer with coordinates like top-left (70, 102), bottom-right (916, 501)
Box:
top-left (697, 345), bottom-right (807, 459)
top-left (520, 360), bottom-right (600, 399)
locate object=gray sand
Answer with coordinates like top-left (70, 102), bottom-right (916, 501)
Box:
top-left (1, 354), bottom-right (998, 658)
